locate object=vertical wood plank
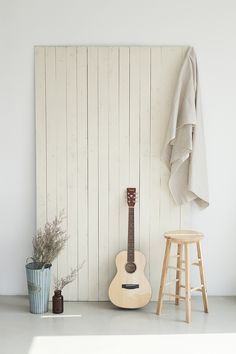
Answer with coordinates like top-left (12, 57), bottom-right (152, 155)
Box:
top-left (35, 47), bottom-right (47, 228)
top-left (179, 42), bottom-right (192, 230)
top-left (55, 47), bottom-right (68, 299)
top-left (119, 47), bottom-right (130, 251)
top-left (45, 47), bottom-right (57, 296)
top-left (87, 47), bottom-right (99, 300)
top-left (162, 48), bottom-right (183, 294)
top-left (139, 47), bottom-right (151, 278)
top-left (165, 48), bottom-right (183, 230)
top-left (129, 47), bottom-right (140, 250)
top-left (66, 47), bottom-right (78, 300)
top-left (149, 47), bottom-right (163, 300)
top-left (77, 47), bottom-right (89, 301)
top-left (45, 47), bottom-right (57, 221)
top-left (180, 203), bottom-right (192, 229)
top-left (158, 47), bottom-right (174, 299)
top-left (108, 47), bottom-right (120, 283)
top-left (98, 47), bottom-right (109, 300)
top-left (158, 47), bottom-right (172, 297)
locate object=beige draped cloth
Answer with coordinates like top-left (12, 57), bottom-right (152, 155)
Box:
top-left (162, 47), bottom-right (209, 208)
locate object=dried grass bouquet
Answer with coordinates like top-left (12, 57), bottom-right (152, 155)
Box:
top-left (31, 213), bottom-right (68, 267)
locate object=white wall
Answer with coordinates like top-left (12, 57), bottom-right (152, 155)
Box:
top-left (1, 0), bottom-right (236, 296)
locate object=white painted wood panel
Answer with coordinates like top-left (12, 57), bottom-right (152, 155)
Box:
top-left (98, 47), bottom-right (109, 301)
top-left (66, 47), bottom-right (78, 300)
top-left (108, 47), bottom-right (120, 285)
top-left (77, 47), bottom-right (89, 301)
top-left (35, 46), bottom-right (191, 301)
top-left (35, 47), bottom-right (47, 227)
top-left (55, 47), bottom-right (68, 299)
top-left (44, 47), bottom-right (58, 296)
top-left (119, 48), bottom-right (130, 252)
top-left (139, 47), bottom-right (151, 279)
top-left (149, 47), bottom-right (162, 301)
top-left (129, 47), bottom-right (141, 252)
top-left (87, 47), bottom-right (99, 301)
top-left (119, 47), bottom-right (130, 249)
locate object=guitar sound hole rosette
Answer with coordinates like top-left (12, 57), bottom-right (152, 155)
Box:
top-left (125, 262), bottom-right (136, 274)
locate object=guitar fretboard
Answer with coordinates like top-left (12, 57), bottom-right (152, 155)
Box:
top-left (127, 207), bottom-right (134, 262)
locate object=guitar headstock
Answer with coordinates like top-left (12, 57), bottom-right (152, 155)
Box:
top-left (127, 188), bottom-right (136, 207)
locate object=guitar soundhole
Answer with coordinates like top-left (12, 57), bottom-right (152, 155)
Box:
top-left (125, 262), bottom-right (136, 274)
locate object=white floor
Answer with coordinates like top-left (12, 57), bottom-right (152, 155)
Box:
top-left (1, 296), bottom-right (236, 354)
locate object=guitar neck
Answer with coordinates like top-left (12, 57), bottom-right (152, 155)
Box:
top-left (127, 207), bottom-right (135, 262)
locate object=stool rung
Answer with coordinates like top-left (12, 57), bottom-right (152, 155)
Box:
top-left (180, 285), bottom-right (203, 292)
top-left (191, 285), bottom-right (203, 293)
top-left (168, 266), bottom-right (185, 271)
top-left (164, 293), bottom-right (185, 300)
top-left (192, 259), bottom-right (201, 266)
top-left (181, 258), bottom-right (201, 266)
top-left (165, 279), bottom-right (179, 287)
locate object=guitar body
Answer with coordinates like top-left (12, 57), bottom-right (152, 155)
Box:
top-left (109, 250), bottom-right (152, 309)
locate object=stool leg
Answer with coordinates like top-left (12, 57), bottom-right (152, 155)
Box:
top-left (197, 241), bottom-right (209, 313)
top-left (175, 243), bottom-right (183, 305)
top-left (156, 239), bottom-right (171, 315)
top-left (184, 243), bottom-right (191, 323)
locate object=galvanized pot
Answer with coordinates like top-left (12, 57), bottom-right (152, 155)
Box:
top-left (26, 261), bottom-right (52, 314)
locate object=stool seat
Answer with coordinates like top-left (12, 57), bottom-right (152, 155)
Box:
top-left (164, 230), bottom-right (204, 243)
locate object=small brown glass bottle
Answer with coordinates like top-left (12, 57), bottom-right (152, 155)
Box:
top-left (52, 290), bottom-right (64, 314)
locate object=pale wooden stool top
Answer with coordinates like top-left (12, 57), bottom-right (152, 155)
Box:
top-left (164, 230), bottom-right (204, 243)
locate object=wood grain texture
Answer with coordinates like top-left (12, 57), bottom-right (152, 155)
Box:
top-left (35, 46), bottom-right (190, 301)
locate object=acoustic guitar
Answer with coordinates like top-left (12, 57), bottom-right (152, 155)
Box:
top-left (108, 187), bottom-right (152, 309)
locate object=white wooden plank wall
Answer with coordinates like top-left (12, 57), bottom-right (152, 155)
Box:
top-left (35, 46), bottom-right (192, 301)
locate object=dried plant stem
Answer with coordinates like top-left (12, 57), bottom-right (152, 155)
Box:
top-left (54, 261), bottom-right (85, 291)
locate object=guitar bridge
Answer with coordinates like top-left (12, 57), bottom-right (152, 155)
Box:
top-left (122, 284), bottom-right (139, 289)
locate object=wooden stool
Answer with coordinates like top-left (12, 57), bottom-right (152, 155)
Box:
top-left (156, 230), bottom-right (208, 323)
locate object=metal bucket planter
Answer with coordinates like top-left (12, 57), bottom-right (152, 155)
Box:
top-left (26, 261), bottom-right (52, 314)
